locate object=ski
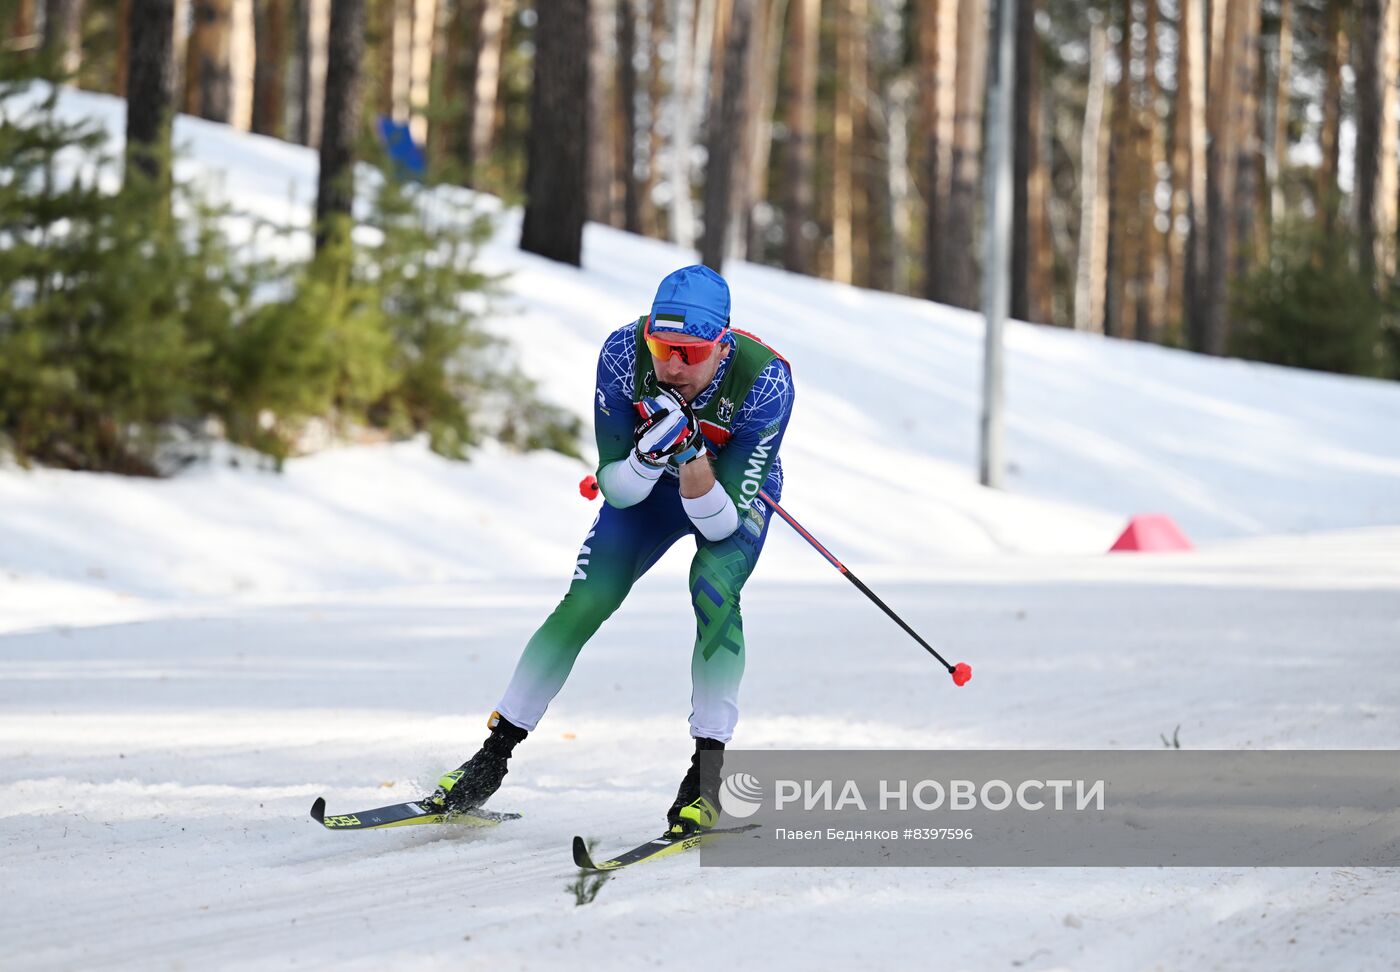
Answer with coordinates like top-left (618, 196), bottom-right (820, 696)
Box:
top-left (310, 796), bottom-right (520, 831)
top-left (572, 824), bottom-right (760, 871)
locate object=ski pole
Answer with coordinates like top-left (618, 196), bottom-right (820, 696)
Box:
top-left (756, 489), bottom-right (971, 686)
top-left (578, 475), bottom-right (971, 687)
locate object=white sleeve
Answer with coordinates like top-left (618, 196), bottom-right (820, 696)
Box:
top-left (683, 480), bottom-right (740, 541)
top-left (598, 451), bottom-right (665, 508)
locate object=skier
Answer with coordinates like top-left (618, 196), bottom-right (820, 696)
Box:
top-left (425, 265), bottom-right (795, 837)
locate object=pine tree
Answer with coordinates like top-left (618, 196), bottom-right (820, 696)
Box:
top-left (615, 0), bottom-right (640, 233)
top-left (918, 0), bottom-right (956, 300)
top-left (252, 0), bottom-right (290, 137)
top-left (1012, 0), bottom-right (1050, 324)
top-left (783, 0), bottom-right (819, 274)
top-left (945, 0), bottom-right (986, 310)
top-left (41, 0), bottom-right (82, 74)
top-left (520, 0), bottom-right (589, 265)
top-left (315, 0), bottom-right (368, 252)
top-left (184, 0), bottom-right (233, 122)
top-left (125, 0), bottom-right (176, 188)
top-left (700, 0), bottom-right (755, 271)
top-left (0, 73), bottom-right (243, 473)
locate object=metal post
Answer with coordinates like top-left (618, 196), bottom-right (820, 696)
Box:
top-left (979, 0), bottom-right (1016, 489)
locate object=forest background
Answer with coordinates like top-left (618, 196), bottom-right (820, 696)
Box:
top-left (4, 0), bottom-right (1399, 473)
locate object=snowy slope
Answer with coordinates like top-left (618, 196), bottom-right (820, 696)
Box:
top-left (4, 87), bottom-right (1399, 606)
top-left (3, 88), bottom-right (1400, 971)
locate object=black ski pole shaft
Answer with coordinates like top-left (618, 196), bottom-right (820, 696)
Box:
top-left (757, 489), bottom-right (971, 686)
top-left (577, 473), bottom-right (970, 685)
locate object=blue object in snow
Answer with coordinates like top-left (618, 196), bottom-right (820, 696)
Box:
top-left (376, 115), bottom-right (426, 179)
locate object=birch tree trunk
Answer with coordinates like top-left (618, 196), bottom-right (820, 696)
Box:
top-left (1355, 0), bottom-right (1399, 282)
top-left (294, 0), bottom-right (329, 146)
top-left (391, 0), bottom-right (413, 120)
top-left (230, 0), bottom-right (257, 130)
top-left (1383, 0), bottom-right (1400, 278)
top-left (406, 0), bottom-right (435, 142)
top-left (1074, 23), bottom-right (1108, 332)
top-left (671, 0), bottom-right (699, 248)
top-left (474, 0), bottom-right (511, 163)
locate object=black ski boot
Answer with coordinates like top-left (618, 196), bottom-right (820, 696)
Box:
top-left (426, 711), bottom-right (528, 813)
top-left (666, 737), bottom-right (725, 836)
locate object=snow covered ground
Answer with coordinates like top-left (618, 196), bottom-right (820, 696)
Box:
top-left (4, 543), bottom-right (1400, 970)
top-left (3, 88), bottom-right (1400, 969)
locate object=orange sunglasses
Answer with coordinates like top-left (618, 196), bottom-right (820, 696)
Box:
top-left (644, 315), bottom-right (728, 365)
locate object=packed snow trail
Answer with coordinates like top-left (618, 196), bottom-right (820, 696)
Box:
top-left (4, 533), bottom-right (1399, 969)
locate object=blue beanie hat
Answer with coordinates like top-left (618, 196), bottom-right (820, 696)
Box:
top-left (649, 265), bottom-right (731, 342)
